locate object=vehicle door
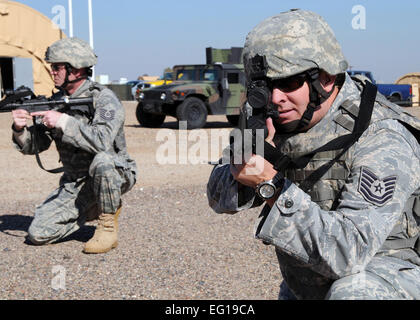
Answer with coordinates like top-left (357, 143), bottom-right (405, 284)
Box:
top-left (203, 67), bottom-right (224, 114)
top-left (224, 70), bottom-right (246, 115)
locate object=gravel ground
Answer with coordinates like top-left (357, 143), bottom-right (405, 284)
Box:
top-left (0, 102), bottom-right (281, 300)
top-left (0, 186), bottom-right (280, 300)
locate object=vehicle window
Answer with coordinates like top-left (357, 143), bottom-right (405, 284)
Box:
top-left (126, 81), bottom-right (138, 87)
top-left (201, 69), bottom-right (217, 81)
top-left (164, 72), bottom-right (173, 80)
top-left (176, 70), bottom-right (195, 80)
top-left (227, 73), bottom-right (239, 84)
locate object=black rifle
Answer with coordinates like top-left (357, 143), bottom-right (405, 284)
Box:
top-left (0, 86), bottom-right (94, 118)
top-left (229, 55), bottom-right (278, 165)
top-left (0, 86), bottom-right (95, 173)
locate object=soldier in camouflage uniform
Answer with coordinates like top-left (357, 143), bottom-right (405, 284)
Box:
top-left (207, 10), bottom-right (420, 299)
top-left (11, 38), bottom-right (137, 254)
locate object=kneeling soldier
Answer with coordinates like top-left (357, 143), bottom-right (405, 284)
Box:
top-left (11, 38), bottom-right (137, 254)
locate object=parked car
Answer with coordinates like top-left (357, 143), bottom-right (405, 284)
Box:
top-left (126, 80), bottom-right (143, 100)
top-left (347, 70), bottom-right (412, 106)
top-left (136, 62), bottom-right (246, 129)
top-left (134, 82), bottom-right (151, 100)
top-left (146, 72), bottom-right (174, 88)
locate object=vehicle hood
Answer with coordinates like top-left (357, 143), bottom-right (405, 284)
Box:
top-left (152, 81), bottom-right (213, 91)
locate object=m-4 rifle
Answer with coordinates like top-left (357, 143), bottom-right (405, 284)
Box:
top-left (0, 86), bottom-right (94, 118)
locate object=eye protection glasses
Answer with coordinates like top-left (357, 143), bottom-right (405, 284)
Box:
top-left (268, 73), bottom-right (308, 93)
top-left (51, 64), bottom-right (65, 72)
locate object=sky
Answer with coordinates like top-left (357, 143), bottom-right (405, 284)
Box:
top-left (14, 0), bottom-right (420, 83)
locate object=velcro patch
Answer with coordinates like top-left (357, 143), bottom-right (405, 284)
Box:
top-left (99, 109), bottom-right (115, 121)
top-left (358, 166), bottom-right (397, 206)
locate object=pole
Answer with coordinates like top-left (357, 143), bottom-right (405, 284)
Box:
top-left (68, 0), bottom-right (73, 37)
top-left (88, 0), bottom-right (95, 81)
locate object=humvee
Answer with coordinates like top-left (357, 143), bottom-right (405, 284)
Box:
top-left (135, 47), bottom-right (246, 129)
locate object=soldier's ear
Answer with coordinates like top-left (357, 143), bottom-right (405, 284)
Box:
top-left (72, 67), bottom-right (87, 77)
top-left (319, 71), bottom-right (336, 92)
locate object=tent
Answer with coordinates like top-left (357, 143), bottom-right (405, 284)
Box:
top-left (396, 72), bottom-right (420, 107)
top-left (0, 0), bottom-right (66, 96)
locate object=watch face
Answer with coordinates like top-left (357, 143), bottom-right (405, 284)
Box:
top-left (258, 183), bottom-right (276, 199)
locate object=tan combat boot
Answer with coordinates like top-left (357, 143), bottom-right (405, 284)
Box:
top-left (83, 206), bottom-right (121, 254)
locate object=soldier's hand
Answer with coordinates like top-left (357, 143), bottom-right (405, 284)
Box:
top-left (230, 117), bottom-right (278, 189)
top-left (31, 110), bottom-right (63, 129)
top-left (12, 109), bottom-right (31, 131)
top-left (231, 155), bottom-right (277, 188)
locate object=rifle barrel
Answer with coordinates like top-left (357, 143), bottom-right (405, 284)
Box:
top-left (0, 97), bottom-right (93, 112)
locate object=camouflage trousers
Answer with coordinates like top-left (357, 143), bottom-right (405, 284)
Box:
top-left (279, 256), bottom-right (420, 300)
top-left (27, 152), bottom-right (136, 245)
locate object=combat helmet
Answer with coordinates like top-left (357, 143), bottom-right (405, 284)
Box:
top-left (243, 9), bottom-right (349, 130)
top-left (45, 37), bottom-right (97, 90)
top-left (45, 37), bottom-right (97, 69)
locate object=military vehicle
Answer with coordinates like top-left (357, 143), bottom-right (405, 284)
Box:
top-left (135, 47), bottom-right (246, 129)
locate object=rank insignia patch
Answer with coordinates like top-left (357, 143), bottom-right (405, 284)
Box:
top-left (358, 167), bottom-right (397, 206)
top-left (99, 109), bottom-right (115, 121)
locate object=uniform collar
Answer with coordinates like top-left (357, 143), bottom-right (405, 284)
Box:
top-left (69, 79), bottom-right (91, 98)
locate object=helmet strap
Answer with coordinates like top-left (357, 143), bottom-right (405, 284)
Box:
top-left (55, 63), bottom-right (89, 93)
top-left (297, 69), bottom-right (334, 130)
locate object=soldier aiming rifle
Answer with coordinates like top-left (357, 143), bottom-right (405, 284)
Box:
top-left (8, 37), bottom-right (137, 254)
top-left (207, 9), bottom-right (420, 299)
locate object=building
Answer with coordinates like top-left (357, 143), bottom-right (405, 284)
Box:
top-left (396, 73), bottom-right (420, 107)
top-left (0, 0), bottom-right (66, 97)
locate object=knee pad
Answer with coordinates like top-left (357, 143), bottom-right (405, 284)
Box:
top-left (27, 223), bottom-right (51, 245)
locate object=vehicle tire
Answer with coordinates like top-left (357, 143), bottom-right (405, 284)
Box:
top-left (226, 115), bottom-right (240, 127)
top-left (135, 102), bottom-right (166, 127)
top-left (176, 97), bottom-right (208, 129)
top-left (388, 94), bottom-right (401, 103)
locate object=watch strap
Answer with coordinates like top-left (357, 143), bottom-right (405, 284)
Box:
top-left (271, 171), bottom-right (284, 189)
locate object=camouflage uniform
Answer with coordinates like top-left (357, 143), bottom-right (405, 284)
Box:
top-left (207, 10), bottom-right (420, 299)
top-left (12, 43), bottom-right (137, 244)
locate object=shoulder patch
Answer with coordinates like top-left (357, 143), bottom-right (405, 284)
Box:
top-left (99, 108), bottom-right (115, 121)
top-left (358, 166), bottom-right (397, 206)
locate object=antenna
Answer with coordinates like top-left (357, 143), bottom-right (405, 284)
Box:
top-left (88, 0), bottom-right (95, 80)
top-left (68, 0), bottom-right (73, 37)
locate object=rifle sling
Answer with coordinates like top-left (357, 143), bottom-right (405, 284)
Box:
top-left (29, 99), bottom-right (94, 174)
top-left (35, 151), bottom-right (65, 174)
top-left (32, 122), bottom-right (64, 174)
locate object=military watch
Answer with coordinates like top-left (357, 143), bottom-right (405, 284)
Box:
top-left (256, 172), bottom-right (284, 200)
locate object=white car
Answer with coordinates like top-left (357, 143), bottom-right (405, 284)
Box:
top-left (134, 82), bottom-right (151, 100)
top-left (126, 80), bottom-right (144, 100)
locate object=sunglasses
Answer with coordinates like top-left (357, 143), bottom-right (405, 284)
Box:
top-left (268, 73), bottom-right (307, 93)
top-left (51, 64), bottom-right (65, 71)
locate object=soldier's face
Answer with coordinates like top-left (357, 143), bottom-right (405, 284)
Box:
top-left (271, 71), bottom-right (337, 131)
top-left (271, 79), bottom-right (311, 126)
top-left (50, 63), bottom-right (67, 87)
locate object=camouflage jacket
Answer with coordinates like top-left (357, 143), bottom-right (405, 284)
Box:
top-left (12, 80), bottom-right (137, 180)
top-left (207, 73), bottom-right (420, 299)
